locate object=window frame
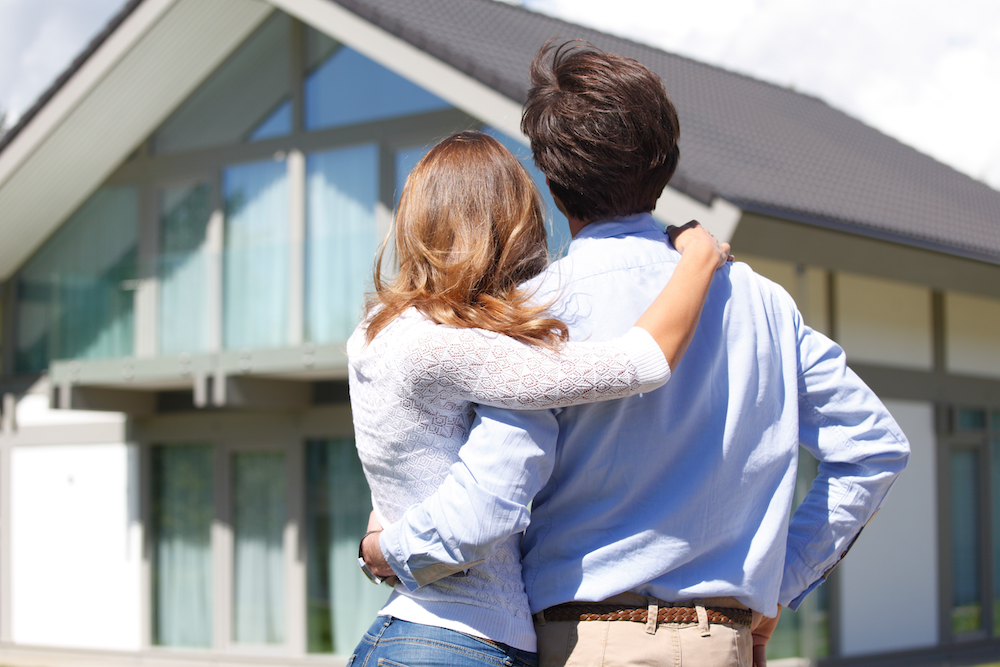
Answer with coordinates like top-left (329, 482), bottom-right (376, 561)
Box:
top-left (940, 404), bottom-right (1000, 643)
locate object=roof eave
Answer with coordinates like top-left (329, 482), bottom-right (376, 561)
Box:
top-left (733, 199), bottom-right (1000, 267)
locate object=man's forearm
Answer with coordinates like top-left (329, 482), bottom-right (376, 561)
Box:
top-left (780, 324), bottom-right (909, 607)
top-left (375, 406), bottom-right (558, 590)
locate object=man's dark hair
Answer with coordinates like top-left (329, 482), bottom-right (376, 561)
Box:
top-left (521, 40), bottom-right (680, 223)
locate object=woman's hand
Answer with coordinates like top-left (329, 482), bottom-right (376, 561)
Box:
top-left (668, 221), bottom-right (733, 269)
top-left (635, 220), bottom-right (732, 369)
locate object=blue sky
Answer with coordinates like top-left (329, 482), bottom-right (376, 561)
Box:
top-left (2, 0), bottom-right (999, 190)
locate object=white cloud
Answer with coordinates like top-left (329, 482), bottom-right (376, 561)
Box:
top-left (0, 0), bottom-right (127, 123)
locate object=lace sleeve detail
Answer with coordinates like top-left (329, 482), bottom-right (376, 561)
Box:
top-left (404, 325), bottom-right (670, 409)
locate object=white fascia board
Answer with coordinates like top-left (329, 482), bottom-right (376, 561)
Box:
top-left (0, 0), bottom-right (177, 191)
top-left (653, 187), bottom-right (742, 243)
top-left (265, 0), bottom-right (526, 142)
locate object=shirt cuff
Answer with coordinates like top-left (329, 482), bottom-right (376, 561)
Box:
top-left (379, 523), bottom-right (419, 591)
top-left (621, 327), bottom-right (671, 391)
top-left (786, 576), bottom-right (825, 611)
top-left (379, 520), bottom-right (476, 591)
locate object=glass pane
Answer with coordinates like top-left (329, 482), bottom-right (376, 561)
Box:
top-left (305, 439), bottom-right (389, 654)
top-left (952, 446), bottom-right (982, 634)
top-left (394, 143), bottom-right (431, 208)
top-left (992, 410), bottom-right (1000, 431)
top-left (16, 186), bottom-right (137, 372)
top-left (304, 36), bottom-right (449, 131)
top-left (159, 183), bottom-right (212, 355)
top-left (249, 99), bottom-right (293, 142)
top-left (223, 158), bottom-right (289, 350)
top-left (768, 447), bottom-right (829, 660)
top-left (151, 445), bottom-right (213, 648)
top-left (958, 408), bottom-right (987, 431)
top-left (485, 128), bottom-right (572, 257)
top-left (153, 13), bottom-right (293, 154)
top-left (232, 451), bottom-right (286, 645)
top-left (305, 144), bottom-right (378, 343)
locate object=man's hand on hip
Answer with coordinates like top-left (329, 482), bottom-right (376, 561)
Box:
top-left (750, 605), bottom-right (782, 667)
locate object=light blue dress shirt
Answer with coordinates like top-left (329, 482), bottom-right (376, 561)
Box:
top-left (380, 213), bottom-right (910, 617)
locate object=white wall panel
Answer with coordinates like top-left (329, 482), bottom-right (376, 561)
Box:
top-left (836, 273), bottom-right (932, 370)
top-left (11, 443), bottom-right (141, 650)
top-left (946, 291), bottom-right (1000, 378)
top-left (839, 400), bottom-right (937, 655)
top-left (16, 393), bottom-right (126, 427)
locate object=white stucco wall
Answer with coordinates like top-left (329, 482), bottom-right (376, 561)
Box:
top-left (835, 273), bottom-right (933, 370)
top-left (11, 442), bottom-right (141, 650)
top-left (946, 290), bottom-right (1000, 378)
top-left (838, 400), bottom-right (938, 656)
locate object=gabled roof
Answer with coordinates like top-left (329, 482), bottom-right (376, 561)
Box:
top-left (336, 0), bottom-right (1000, 265)
top-left (2, 0), bottom-right (998, 272)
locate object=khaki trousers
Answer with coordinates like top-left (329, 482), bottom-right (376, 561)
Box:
top-left (535, 595), bottom-right (752, 667)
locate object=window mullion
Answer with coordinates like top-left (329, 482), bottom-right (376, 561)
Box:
top-left (981, 430), bottom-right (994, 636)
top-left (287, 151), bottom-right (305, 347)
top-left (206, 175), bottom-right (224, 354)
top-left (135, 181), bottom-right (159, 358)
top-left (213, 442), bottom-right (230, 651)
top-left (938, 417), bottom-right (954, 643)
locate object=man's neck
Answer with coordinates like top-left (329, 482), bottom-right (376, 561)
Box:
top-left (567, 215), bottom-right (589, 238)
top-left (567, 211), bottom-right (654, 238)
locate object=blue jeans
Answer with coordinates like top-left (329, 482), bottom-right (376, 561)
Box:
top-left (350, 616), bottom-right (537, 667)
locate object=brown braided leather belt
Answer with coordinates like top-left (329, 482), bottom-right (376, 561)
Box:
top-left (542, 603), bottom-right (752, 627)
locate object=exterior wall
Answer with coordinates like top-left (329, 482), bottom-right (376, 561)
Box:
top-left (838, 399), bottom-right (938, 656)
top-left (11, 441), bottom-right (141, 650)
top-left (946, 290), bottom-right (1000, 379)
top-left (836, 272), bottom-right (933, 370)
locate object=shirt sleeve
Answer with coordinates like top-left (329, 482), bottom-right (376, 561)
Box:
top-left (403, 325), bottom-right (670, 409)
top-left (379, 405), bottom-right (558, 590)
top-left (778, 317), bottom-right (910, 609)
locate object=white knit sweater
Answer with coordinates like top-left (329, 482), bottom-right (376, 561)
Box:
top-left (346, 308), bottom-right (671, 650)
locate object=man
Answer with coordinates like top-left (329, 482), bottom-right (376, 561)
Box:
top-left (363, 41), bottom-right (909, 666)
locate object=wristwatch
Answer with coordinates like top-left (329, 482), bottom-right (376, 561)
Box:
top-left (358, 530), bottom-right (385, 585)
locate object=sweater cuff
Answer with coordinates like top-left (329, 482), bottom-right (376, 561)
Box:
top-left (379, 523), bottom-right (420, 592)
top-left (621, 327), bottom-right (671, 392)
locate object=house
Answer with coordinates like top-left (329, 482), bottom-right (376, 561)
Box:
top-left (0, 0), bottom-right (998, 665)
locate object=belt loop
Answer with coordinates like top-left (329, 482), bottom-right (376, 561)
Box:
top-left (645, 601), bottom-right (659, 635)
top-left (535, 609), bottom-right (547, 627)
top-left (696, 604), bottom-right (711, 636)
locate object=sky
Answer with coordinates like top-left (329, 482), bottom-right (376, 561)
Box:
top-left (1, 0), bottom-right (999, 190)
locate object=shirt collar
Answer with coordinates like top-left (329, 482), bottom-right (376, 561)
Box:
top-left (571, 212), bottom-right (664, 242)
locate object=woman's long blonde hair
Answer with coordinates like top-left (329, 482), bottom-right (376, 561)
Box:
top-left (364, 131), bottom-right (568, 347)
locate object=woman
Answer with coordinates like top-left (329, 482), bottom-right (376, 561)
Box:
top-left (347, 131), bottom-right (729, 666)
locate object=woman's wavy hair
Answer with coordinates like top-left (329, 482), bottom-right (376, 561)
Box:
top-left (363, 131), bottom-right (568, 348)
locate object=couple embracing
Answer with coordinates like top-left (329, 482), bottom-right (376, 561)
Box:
top-left (346, 40), bottom-right (909, 667)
